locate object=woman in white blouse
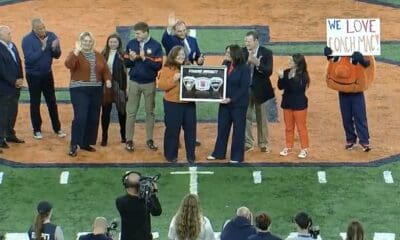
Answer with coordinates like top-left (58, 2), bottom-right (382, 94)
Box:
top-left (100, 33), bottom-right (127, 146)
top-left (168, 194), bottom-right (216, 240)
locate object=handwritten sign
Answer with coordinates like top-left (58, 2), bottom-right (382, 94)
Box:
top-left (326, 18), bottom-right (380, 56)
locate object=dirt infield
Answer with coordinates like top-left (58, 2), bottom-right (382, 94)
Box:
top-left (0, 0), bottom-right (399, 164)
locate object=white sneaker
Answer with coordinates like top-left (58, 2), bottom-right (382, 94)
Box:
top-left (33, 131), bottom-right (43, 139)
top-left (279, 147), bottom-right (292, 156)
top-left (298, 149), bottom-right (308, 158)
top-left (56, 130), bottom-right (67, 138)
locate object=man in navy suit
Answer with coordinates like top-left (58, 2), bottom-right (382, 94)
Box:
top-left (243, 31), bottom-right (274, 153)
top-left (0, 25), bottom-right (24, 151)
top-left (161, 14), bottom-right (204, 147)
top-left (161, 13), bottom-right (204, 65)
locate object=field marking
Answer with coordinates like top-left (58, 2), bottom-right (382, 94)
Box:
top-left (373, 232), bottom-right (396, 240)
top-left (170, 167), bottom-right (214, 194)
top-left (317, 171), bottom-right (327, 183)
top-left (383, 170), bottom-right (394, 184)
top-left (59, 171), bottom-right (69, 184)
top-left (252, 171), bottom-right (262, 184)
top-left (189, 29), bottom-right (197, 38)
top-left (4, 233), bottom-right (29, 240)
top-left (0, 172), bottom-right (3, 184)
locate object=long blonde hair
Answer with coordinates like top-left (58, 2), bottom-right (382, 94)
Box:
top-left (175, 194), bottom-right (202, 240)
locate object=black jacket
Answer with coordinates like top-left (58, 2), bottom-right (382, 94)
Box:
top-left (116, 194), bottom-right (162, 240)
top-left (277, 69), bottom-right (308, 110)
top-left (243, 46), bottom-right (274, 104)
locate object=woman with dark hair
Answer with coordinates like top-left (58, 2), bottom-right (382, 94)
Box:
top-left (248, 212), bottom-right (281, 240)
top-left (28, 201), bottom-right (64, 240)
top-left (207, 44), bottom-right (250, 164)
top-left (100, 33), bottom-right (127, 146)
top-left (277, 53), bottom-right (310, 159)
top-left (346, 221), bottom-right (365, 240)
top-left (168, 194), bottom-right (215, 240)
top-left (65, 32), bottom-right (112, 157)
top-left (157, 45), bottom-right (196, 163)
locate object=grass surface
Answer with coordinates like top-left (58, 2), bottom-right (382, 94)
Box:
top-left (0, 161), bottom-right (399, 239)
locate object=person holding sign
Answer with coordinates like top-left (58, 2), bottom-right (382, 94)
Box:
top-left (207, 45), bottom-right (250, 164)
top-left (324, 47), bottom-right (374, 152)
top-left (157, 46), bottom-right (196, 163)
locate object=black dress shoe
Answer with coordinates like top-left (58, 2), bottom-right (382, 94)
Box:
top-left (6, 136), bottom-right (25, 143)
top-left (195, 140), bottom-right (201, 147)
top-left (0, 141), bottom-right (10, 149)
top-left (68, 145), bottom-right (77, 157)
top-left (80, 145), bottom-right (96, 152)
top-left (166, 157), bottom-right (177, 163)
top-left (0, 149), bottom-right (3, 153)
top-left (146, 139), bottom-right (158, 151)
top-left (100, 139), bottom-right (107, 147)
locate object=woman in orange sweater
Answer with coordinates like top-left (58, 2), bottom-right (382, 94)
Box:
top-left (65, 32), bottom-right (112, 157)
top-left (157, 46), bottom-right (196, 163)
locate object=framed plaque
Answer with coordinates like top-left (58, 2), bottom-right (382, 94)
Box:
top-left (180, 65), bottom-right (227, 102)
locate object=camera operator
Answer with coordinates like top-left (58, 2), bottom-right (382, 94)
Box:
top-left (285, 212), bottom-right (319, 240)
top-left (116, 171), bottom-right (162, 240)
top-left (78, 217), bottom-right (112, 240)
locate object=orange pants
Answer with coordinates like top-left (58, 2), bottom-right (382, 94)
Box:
top-left (283, 108), bottom-right (309, 149)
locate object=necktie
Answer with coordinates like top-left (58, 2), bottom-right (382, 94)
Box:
top-left (8, 43), bottom-right (17, 63)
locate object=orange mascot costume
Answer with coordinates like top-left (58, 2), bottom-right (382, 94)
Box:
top-left (324, 47), bottom-right (375, 151)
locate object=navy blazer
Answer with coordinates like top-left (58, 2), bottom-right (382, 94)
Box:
top-left (277, 68), bottom-right (308, 110)
top-left (224, 62), bottom-right (250, 108)
top-left (161, 30), bottom-right (201, 64)
top-left (0, 42), bottom-right (23, 94)
top-left (243, 46), bottom-right (274, 104)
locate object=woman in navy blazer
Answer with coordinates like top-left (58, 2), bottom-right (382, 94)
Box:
top-left (207, 45), bottom-right (250, 164)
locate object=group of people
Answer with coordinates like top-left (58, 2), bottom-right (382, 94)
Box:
top-left (0, 14), bottom-right (371, 160)
top-left (27, 191), bottom-right (367, 240)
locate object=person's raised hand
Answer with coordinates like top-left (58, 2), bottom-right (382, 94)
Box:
top-left (73, 41), bottom-right (82, 56)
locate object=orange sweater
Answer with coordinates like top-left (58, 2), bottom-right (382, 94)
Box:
top-left (157, 66), bottom-right (185, 103)
top-left (65, 51), bottom-right (111, 83)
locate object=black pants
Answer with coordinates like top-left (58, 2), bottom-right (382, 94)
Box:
top-left (26, 71), bottom-right (61, 133)
top-left (0, 90), bottom-right (19, 140)
top-left (101, 102), bottom-right (126, 142)
top-left (70, 86), bottom-right (103, 147)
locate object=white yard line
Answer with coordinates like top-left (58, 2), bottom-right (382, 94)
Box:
top-left (383, 170), bottom-right (394, 184)
top-left (317, 171), bottom-right (327, 183)
top-left (170, 167), bottom-right (214, 194)
top-left (59, 171), bottom-right (69, 184)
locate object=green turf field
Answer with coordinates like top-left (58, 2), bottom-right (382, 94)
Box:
top-left (357, 0), bottom-right (400, 7)
top-left (0, 161), bottom-right (399, 239)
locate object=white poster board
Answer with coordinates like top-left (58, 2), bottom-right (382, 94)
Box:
top-left (326, 18), bottom-right (380, 56)
top-left (180, 65), bottom-right (227, 102)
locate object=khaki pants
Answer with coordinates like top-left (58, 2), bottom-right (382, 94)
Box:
top-left (245, 91), bottom-right (268, 149)
top-left (125, 81), bottom-right (156, 142)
